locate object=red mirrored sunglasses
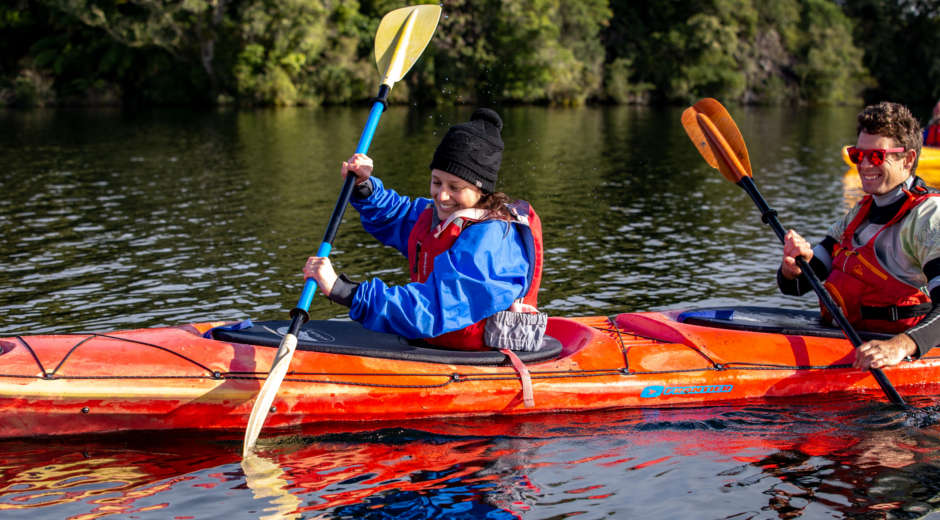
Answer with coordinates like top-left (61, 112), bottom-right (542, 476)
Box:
top-left (846, 146), bottom-right (905, 166)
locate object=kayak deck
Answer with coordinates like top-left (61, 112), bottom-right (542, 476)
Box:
top-left (210, 319), bottom-right (564, 365)
top-left (1, 308), bottom-right (938, 439)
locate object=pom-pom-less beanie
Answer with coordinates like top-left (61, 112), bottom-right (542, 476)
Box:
top-left (429, 108), bottom-right (504, 193)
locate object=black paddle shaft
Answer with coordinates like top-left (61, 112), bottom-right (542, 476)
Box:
top-left (322, 174), bottom-right (358, 248)
top-left (736, 176), bottom-right (906, 407)
top-left (289, 173), bottom-right (358, 326)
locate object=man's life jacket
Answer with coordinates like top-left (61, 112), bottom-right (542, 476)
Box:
top-left (926, 123), bottom-right (940, 147)
top-left (823, 183), bottom-right (938, 333)
top-left (406, 200), bottom-right (543, 350)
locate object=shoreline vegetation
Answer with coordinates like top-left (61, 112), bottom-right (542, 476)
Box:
top-left (2, 1), bottom-right (938, 112)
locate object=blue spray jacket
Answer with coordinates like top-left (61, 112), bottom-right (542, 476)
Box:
top-left (347, 177), bottom-right (531, 339)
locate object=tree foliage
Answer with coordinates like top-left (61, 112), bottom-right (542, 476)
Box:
top-left (843, 0), bottom-right (940, 107)
top-left (0, 0), bottom-right (934, 108)
top-left (604, 0), bottom-right (871, 105)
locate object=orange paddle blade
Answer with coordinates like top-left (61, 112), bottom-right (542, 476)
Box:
top-left (681, 105), bottom-right (718, 168)
top-left (681, 98), bottom-right (752, 182)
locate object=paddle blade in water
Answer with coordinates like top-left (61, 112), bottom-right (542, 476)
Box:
top-left (375, 5), bottom-right (442, 87)
top-left (243, 333), bottom-right (298, 457)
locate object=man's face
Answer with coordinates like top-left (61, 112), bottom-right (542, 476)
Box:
top-left (854, 131), bottom-right (915, 195)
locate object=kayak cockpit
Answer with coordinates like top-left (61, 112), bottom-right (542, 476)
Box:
top-left (209, 318), bottom-right (566, 366)
top-left (614, 306), bottom-right (897, 370)
top-left (670, 306), bottom-right (892, 341)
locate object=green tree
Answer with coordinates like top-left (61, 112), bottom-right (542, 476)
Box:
top-left (1, 1), bottom-right (209, 106)
top-left (233, 0), bottom-right (373, 106)
top-left (418, 0), bottom-right (610, 106)
top-left (44, 0), bottom-right (226, 99)
top-left (843, 0), bottom-right (940, 108)
top-left (604, 0), bottom-right (870, 105)
top-left (792, 0), bottom-right (871, 105)
top-left (603, 0), bottom-right (751, 103)
top-left (2, 0), bottom-right (931, 108)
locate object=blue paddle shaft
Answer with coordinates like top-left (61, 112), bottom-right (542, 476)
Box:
top-left (358, 101), bottom-right (386, 153)
top-left (294, 95), bottom-right (388, 315)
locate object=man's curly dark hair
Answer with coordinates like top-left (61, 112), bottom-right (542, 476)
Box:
top-left (857, 101), bottom-right (922, 173)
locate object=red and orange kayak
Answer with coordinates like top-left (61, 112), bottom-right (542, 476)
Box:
top-left (1, 307), bottom-right (937, 439)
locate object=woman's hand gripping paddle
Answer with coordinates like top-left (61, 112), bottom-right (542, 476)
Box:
top-left (242, 4), bottom-right (442, 457)
top-left (681, 98), bottom-right (907, 408)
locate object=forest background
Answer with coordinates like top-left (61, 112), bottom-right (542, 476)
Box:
top-left (2, 0), bottom-right (939, 114)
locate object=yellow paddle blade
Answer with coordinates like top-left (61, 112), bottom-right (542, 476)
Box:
top-left (375, 4), bottom-right (442, 87)
top-left (681, 98), bottom-right (752, 183)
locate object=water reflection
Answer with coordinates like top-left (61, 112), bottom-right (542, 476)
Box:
top-left (4, 401), bottom-right (940, 519)
top-left (0, 435), bottom-right (240, 518)
top-left (242, 454), bottom-right (302, 520)
top-left (742, 401), bottom-right (940, 519)
top-left (246, 402), bottom-right (940, 519)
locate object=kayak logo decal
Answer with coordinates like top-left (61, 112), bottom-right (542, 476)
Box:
top-left (271, 326), bottom-right (336, 343)
top-left (640, 384), bottom-right (733, 398)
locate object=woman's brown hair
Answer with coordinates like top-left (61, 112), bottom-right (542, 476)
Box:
top-left (476, 191), bottom-right (514, 220)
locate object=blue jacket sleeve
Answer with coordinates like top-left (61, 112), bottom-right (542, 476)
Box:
top-left (351, 177), bottom-right (434, 256)
top-left (348, 220), bottom-right (531, 339)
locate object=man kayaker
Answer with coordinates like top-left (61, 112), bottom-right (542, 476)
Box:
top-left (778, 101), bottom-right (940, 370)
top-left (303, 108), bottom-right (547, 351)
top-left (924, 100), bottom-right (940, 147)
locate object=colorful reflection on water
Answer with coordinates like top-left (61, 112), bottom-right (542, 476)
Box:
top-left (4, 398), bottom-right (940, 518)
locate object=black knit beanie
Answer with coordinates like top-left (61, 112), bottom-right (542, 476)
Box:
top-left (429, 108), bottom-right (504, 193)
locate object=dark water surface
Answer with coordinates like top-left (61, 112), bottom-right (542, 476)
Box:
top-left (3, 105), bottom-right (939, 519)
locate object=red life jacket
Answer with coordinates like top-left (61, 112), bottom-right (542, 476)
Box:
top-left (406, 201), bottom-right (543, 350)
top-left (822, 185), bottom-right (938, 333)
top-left (926, 124), bottom-right (940, 147)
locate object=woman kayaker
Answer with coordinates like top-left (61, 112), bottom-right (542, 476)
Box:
top-left (778, 101), bottom-right (940, 370)
top-left (924, 100), bottom-right (940, 147)
top-left (303, 108), bottom-right (546, 351)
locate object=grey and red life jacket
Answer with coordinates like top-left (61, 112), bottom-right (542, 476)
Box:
top-left (925, 124), bottom-right (940, 147)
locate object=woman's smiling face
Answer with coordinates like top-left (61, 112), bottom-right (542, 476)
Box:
top-left (429, 169), bottom-right (484, 220)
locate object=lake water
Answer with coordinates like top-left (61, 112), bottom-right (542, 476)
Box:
top-left (3, 105), bottom-right (939, 519)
